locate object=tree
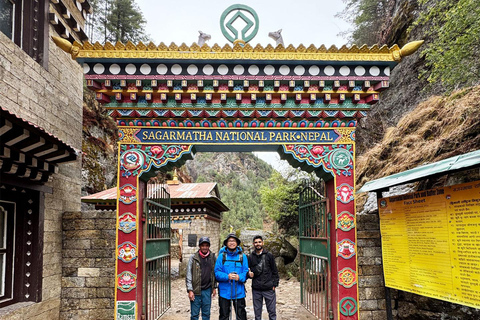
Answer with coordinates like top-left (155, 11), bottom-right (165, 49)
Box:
top-left (338, 0), bottom-right (391, 45)
top-left (85, 0), bottom-right (149, 43)
top-left (106, 0), bottom-right (149, 43)
top-left (414, 0), bottom-right (480, 91)
top-left (259, 169), bottom-right (318, 236)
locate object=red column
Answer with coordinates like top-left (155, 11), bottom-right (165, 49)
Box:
top-left (333, 159), bottom-right (359, 319)
top-left (115, 161), bottom-right (140, 318)
top-left (114, 143), bottom-right (194, 319)
top-left (282, 142), bottom-right (359, 319)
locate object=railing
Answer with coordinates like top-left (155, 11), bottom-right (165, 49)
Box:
top-left (145, 183), bottom-right (171, 319)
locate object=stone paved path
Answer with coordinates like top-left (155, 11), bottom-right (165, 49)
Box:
top-left (162, 277), bottom-right (317, 320)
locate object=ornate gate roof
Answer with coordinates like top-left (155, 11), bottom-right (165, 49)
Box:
top-left (54, 37), bottom-right (422, 129)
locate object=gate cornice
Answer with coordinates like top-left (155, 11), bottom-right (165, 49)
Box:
top-left (53, 37), bottom-right (423, 63)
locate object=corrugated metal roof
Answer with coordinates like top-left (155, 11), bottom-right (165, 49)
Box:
top-left (358, 149), bottom-right (480, 193)
top-left (82, 182), bottom-right (219, 202)
top-left (170, 182), bottom-right (217, 199)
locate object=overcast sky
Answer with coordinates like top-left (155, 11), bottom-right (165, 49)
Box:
top-left (135, 0), bottom-right (352, 170)
top-left (136, 0), bottom-right (351, 47)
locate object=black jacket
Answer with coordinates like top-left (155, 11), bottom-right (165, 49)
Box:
top-left (248, 249), bottom-right (279, 291)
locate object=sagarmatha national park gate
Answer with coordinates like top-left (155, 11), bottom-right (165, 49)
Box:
top-left (53, 4), bottom-right (421, 319)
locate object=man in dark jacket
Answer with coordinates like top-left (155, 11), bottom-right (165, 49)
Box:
top-left (215, 233), bottom-right (249, 320)
top-left (248, 235), bottom-right (279, 320)
top-left (186, 236), bottom-right (216, 320)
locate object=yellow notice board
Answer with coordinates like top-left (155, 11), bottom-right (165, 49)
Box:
top-left (379, 180), bottom-right (480, 308)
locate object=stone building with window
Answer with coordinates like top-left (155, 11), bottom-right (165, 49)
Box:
top-left (0, 0), bottom-right (90, 318)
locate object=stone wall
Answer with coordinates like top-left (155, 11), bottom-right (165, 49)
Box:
top-left (60, 210), bottom-right (116, 320)
top-left (357, 212), bottom-right (389, 320)
top-left (177, 217), bottom-right (221, 275)
top-left (0, 24), bottom-right (83, 319)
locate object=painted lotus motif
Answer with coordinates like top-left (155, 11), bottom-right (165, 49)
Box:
top-left (117, 271), bottom-right (136, 292)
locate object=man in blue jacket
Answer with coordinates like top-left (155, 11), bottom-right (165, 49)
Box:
top-left (215, 233), bottom-right (249, 320)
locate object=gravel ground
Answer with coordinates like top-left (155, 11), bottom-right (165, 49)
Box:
top-left (161, 276), bottom-right (317, 320)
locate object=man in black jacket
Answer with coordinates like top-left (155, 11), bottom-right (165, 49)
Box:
top-left (247, 235), bottom-right (279, 320)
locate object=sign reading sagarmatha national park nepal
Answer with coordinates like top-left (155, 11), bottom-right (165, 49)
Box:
top-left (134, 128), bottom-right (346, 144)
top-left (378, 180), bottom-right (480, 308)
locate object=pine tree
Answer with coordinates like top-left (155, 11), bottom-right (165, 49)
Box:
top-left (85, 0), bottom-right (149, 44)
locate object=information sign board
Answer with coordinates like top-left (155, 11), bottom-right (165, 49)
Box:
top-left (379, 180), bottom-right (480, 308)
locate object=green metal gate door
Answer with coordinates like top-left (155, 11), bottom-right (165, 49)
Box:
top-left (299, 183), bottom-right (331, 319)
top-left (144, 183), bottom-right (171, 319)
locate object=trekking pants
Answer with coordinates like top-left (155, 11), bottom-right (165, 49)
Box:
top-left (252, 289), bottom-right (276, 320)
top-left (219, 296), bottom-right (247, 320)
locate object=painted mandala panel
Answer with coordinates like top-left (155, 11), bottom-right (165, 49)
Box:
top-left (338, 267), bottom-right (357, 288)
top-left (338, 211), bottom-right (355, 231)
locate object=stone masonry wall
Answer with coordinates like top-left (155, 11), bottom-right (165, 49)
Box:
top-left (357, 212), bottom-right (390, 320)
top-left (178, 217), bottom-right (221, 276)
top-left (61, 210), bottom-right (116, 320)
top-left (0, 24), bottom-right (83, 319)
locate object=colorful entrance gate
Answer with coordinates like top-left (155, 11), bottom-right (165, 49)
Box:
top-left (53, 5), bottom-right (421, 317)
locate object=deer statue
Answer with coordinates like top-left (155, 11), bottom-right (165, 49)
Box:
top-left (197, 30), bottom-right (211, 46)
top-left (268, 29), bottom-right (284, 46)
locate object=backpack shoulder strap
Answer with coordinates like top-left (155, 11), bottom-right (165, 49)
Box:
top-left (222, 251), bottom-right (243, 264)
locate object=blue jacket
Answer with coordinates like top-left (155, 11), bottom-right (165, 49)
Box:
top-left (214, 246), bottom-right (249, 299)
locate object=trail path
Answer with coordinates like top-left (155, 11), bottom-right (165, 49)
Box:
top-left (162, 277), bottom-right (317, 320)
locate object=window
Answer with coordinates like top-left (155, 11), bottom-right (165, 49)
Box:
top-left (0, 0), bottom-right (14, 39)
top-left (0, 185), bottom-right (42, 308)
top-left (0, 202), bottom-right (14, 303)
top-left (0, 0), bottom-right (47, 65)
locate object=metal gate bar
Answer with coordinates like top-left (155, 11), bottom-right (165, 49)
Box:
top-left (299, 183), bottom-right (330, 319)
top-left (145, 183), bottom-right (171, 320)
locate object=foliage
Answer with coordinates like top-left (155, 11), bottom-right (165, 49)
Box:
top-left (260, 169), bottom-right (316, 236)
top-left (338, 0), bottom-right (390, 45)
top-left (86, 0), bottom-right (149, 43)
top-left (414, 0), bottom-right (480, 91)
top-left (82, 0), bottom-right (149, 194)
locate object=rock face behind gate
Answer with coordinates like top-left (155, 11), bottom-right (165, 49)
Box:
top-left (61, 210), bottom-right (116, 320)
top-left (239, 230), bottom-right (298, 270)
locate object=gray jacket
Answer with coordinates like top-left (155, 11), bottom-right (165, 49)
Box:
top-left (186, 251), bottom-right (216, 295)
